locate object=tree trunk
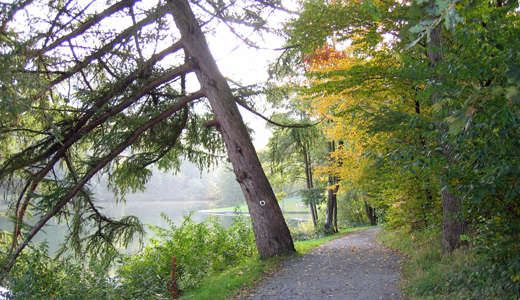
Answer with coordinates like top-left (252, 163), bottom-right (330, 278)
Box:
top-left (325, 179), bottom-right (338, 233)
top-left (310, 204), bottom-right (317, 228)
top-left (333, 195), bottom-right (338, 231)
top-left (325, 141), bottom-right (339, 234)
top-left (427, 15), bottom-right (466, 254)
top-left (168, 0), bottom-right (295, 257)
top-left (441, 190), bottom-right (465, 253)
top-left (303, 142), bottom-right (318, 228)
top-left (364, 201), bottom-right (376, 226)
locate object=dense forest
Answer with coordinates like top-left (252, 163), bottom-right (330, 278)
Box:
top-left (0, 0), bottom-right (519, 299)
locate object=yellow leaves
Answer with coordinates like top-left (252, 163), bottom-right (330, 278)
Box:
top-left (307, 56), bottom-right (357, 73)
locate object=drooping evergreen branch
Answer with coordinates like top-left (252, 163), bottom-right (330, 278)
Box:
top-left (1, 89), bottom-right (205, 279)
top-left (57, 151), bottom-right (145, 259)
top-left (2, 59), bottom-right (195, 256)
top-left (0, 41), bottom-right (185, 177)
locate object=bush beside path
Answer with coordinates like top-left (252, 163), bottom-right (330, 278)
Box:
top-left (244, 227), bottom-right (405, 300)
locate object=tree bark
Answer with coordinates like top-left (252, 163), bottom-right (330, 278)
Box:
top-left (441, 190), bottom-right (465, 253)
top-left (325, 141), bottom-right (338, 234)
top-left (168, 0), bottom-right (295, 257)
top-left (364, 201), bottom-right (377, 226)
top-left (427, 16), bottom-right (466, 254)
top-left (302, 139), bottom-right (317, 228)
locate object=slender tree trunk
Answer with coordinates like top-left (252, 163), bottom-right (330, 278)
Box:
top-left (168, 0), bottom-right (295, 257)
top-left (334, 141), bottom-right (343, 232)
top-left (427, 16), bottom-right (466, 254)
top-left (325, 141), bottom-right (339, 234)
top-left (310, 204), bottom-right (317, 228)
top-left (325, 180), bottom-right (338, 233)
top-left (303, 143), bottom-right (318, 228)
top-left (333, 197), bottom-right (338, 232)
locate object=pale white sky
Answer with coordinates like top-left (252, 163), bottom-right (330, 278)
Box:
top-left (206, 11), bottom-right (292, 151)
top-left (211, 41), bottom-right (281, 151)
top-left (4, 0), bottom-right (294, 150)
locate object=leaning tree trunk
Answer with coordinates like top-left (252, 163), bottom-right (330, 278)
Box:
top-left (168, 0), bottom-right (295, 257)
top-left (427, 16), bottom-right (466, 254)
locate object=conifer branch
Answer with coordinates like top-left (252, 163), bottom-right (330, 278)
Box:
top-left (38, 0), bottom-right (138, 54)
top-left (2, 90), bottom-right (205, 278)
top-left (236, 98), bottom-right (323, 128)
top-left (0, 41), bottom-right (185, 177)
top-left (33, 4), bottom-right (171, 101)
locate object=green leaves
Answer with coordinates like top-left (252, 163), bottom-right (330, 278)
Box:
top-left (506, 63), bottom-right (520, 85)
top-left (301, 188), bottom-right (326, 206)
top-left (405, 0), bottom-right (463, 49)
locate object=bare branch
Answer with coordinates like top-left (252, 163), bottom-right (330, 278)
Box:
top-left (236, 98), bottom-right (323, 128)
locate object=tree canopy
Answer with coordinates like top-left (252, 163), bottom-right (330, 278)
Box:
top-left (268, 0), bottom-right (520, 294)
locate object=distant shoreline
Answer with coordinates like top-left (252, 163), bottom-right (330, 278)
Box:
top-left (198, 210), bottom-right (309, 215)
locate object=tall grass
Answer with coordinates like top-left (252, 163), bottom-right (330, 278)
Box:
top-left (376, 227), bottom-right (520, 300)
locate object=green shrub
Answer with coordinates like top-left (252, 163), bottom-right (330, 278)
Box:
top-left (2, 212), bottom-right (256, 299)
top-left (119, 212), bottom-right (256, 294)
top-left (290, 220), bottom-right (328, 241)
top-left (3, 243), bottom-right (118, 300)
top-left (377, 227), bottom-right (520, 300)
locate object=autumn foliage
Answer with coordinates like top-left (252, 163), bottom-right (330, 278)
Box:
top-left (303, 45), bottom-right (347, 67)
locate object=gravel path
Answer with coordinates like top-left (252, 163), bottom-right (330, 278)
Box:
top-left (247, 227), bottom-right (405, 300)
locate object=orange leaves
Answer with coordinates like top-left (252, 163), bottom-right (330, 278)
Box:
top-left (303, 45), bottom-right (347, 67)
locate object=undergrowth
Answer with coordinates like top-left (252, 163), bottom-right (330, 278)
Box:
top-left (376, 227), bottom-right (520, 300)
top-left (1, 214), bottom-right (371, 300)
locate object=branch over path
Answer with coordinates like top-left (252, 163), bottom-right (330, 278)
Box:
top-left (246, 227), bottom-right (405, 299)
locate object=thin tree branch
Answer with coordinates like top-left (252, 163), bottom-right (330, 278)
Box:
top-left (236, 98), bottom-right (324, 128)
top-left (39, 0), bottom-right (138, 54)
top-left (33, 3), bottom-right (170, 101)
top-left (0, 0), bottom-right (35, 34)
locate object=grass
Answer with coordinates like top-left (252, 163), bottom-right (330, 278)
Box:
top-left (294, 226), bottom-right (372, 254)
top-left (179, 257), bottom-right (283, 300)
top-left (179, 226), bottom-right (373, 300)
top-left (375, 227), bottom-right (520, 300)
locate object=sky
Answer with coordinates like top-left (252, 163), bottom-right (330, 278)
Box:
top-left (2, 0), bottom-right (293, 149)
top-left (203, 5), bottom-right (296, 151)
top-left (211, 39), bottom-right (280, 151)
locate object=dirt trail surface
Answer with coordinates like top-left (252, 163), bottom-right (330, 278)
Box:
top-left (247, 227), bottom-right (405, 300)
